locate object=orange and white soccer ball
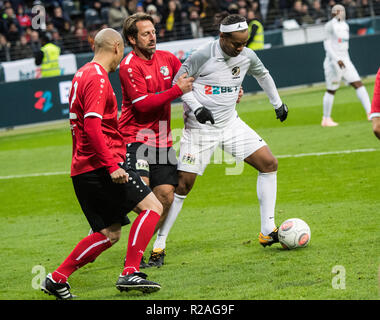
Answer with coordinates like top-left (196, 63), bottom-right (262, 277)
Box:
top-left (278, 218), bottom-right (311, 249)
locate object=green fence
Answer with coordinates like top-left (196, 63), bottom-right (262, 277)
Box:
top-left (1, 33), bottom-right (379, 129)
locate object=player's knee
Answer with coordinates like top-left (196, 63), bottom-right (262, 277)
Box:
top-left (262, 157), bottom-right (278, 173)
top-left (104, 229), bottom-right (121, 245)
top-left (156, 190), bottom-right (174, 211)
top-left (176, 178), bottom-right (193, 196)
top-left (150, 197), bottom-right (163, 216)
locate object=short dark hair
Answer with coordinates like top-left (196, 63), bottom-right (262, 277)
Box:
top-left (122, 13), bottom-right (154, 46)
top-left (220, 14), bottom-right (246, 26)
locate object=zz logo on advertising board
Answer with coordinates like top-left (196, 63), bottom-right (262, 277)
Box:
top-left (34, 90), bottom-right (53, 112)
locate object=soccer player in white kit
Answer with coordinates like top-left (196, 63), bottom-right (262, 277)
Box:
top-left (322, 4), bottom-right (371, 127)
top-left (153, 14), bottom-right (289, 251)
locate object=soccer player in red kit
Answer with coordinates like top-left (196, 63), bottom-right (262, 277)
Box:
top-left (41, 28), bottom-right (163, 299)
top-left (369, 68), bottom-right (380, 139)
top-left (118, 13), bottom-right (194, 267)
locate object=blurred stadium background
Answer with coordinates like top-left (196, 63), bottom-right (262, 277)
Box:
top-left (0, 0), bottom-right (379, 130)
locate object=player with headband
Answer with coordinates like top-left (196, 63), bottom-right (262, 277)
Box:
top-left (157, 14), bottom-right (289, 251)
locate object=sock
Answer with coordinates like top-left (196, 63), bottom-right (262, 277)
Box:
top-left (323, 91), bottom-right (335, 118)
top-left (355, 86), bottom-right (371, 114)
top-left (122, 210), bottom-right (160, 275)
top-left (153, 193), bottom-right (187, 250)
top-left (52, 232), bottom-right (112, 283)
top-left (257, 171), bottom-right (277, 236)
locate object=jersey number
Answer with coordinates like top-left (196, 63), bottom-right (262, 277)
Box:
top-left (69, 81), bottom-right (78, 109)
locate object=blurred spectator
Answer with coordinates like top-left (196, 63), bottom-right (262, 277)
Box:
top-left (160, 0), bottom-right (182, 41)
top-left (0, 33), bottom-right (11, 61)
top-left (310, 0), bottom-right (328, 23)
top-left (29, 30), bottom-right (41, 52)
top-left (247, 9), bottom-right (264, 50)
top-left (10, 34), bottom-right (34, 60)
top-left (342, 0), bottom-right (357, 19)
top-left (357, 0), bottom-right (371, 18)
top-left (51, 5), bottom-right (70, 33)
top-left (288, 0), bottom-right (305, 25)
top-left (6, 22), bottom-right (20, 46)
top-left (248, 0), bottom-right (263, 22)
top-left (188, 7), bottom-right (203, 38)
top-left (375, 0), bottom-right (380, 16)
top-left (2, 6), bottom-right (21, 33)
top-left (199, 0), bottom-right (221, 36)
top-left (300, 3), bottom-right (315, 25)
top-left (52, 28), bottom-right (64, 49)
top-left (108, 0), bottom-right (129, 30)
top-left (16, 5), bottom-right (32, 30)
top-left (72, 25), bottom-right (91, 53)
top-left (239, 6), bottom-right (248, 18)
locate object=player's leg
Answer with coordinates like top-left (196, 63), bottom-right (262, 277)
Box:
top-left (117, 169), bottom-right (163, 293)
top-left (147, 183), bottom-right (175, 267)
top-left (322, 59), bottom-right (340, 126)
top-left (350, 80), bottom-right (371, 119)
top-left (42, 169), bottom-right (128, 299)
top-left (222, 118), bottom-right (279, 247)
top-left (343, 60), bottom-right (371, 118)
top-left (147, 128), bottom-right (216, 264)
top-left (244, 146), bottom-right (279, 246)
top-left (149, 138), bottom-right (205, 266)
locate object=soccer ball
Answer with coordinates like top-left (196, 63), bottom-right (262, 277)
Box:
top-left (278, 218), bottom-right (311, 250)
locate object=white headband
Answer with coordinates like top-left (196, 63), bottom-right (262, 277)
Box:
top-left (220, 21), bottom-right (248, 33)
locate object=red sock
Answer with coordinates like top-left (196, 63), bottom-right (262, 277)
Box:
top-left (52, 232), bottom-right (112, 283)
top-left (122, 210), bottom-right (160, 275)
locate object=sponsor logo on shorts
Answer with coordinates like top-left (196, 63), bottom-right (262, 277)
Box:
top-left (182, 153), bottom-right (196, 165)
top-left (136, 159), bottom-right (149, 172)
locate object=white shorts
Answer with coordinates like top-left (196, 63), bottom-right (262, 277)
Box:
top-left (324, 57), bottom-right (361, 91)
top-left (178, 116), bottom-right (267, 175)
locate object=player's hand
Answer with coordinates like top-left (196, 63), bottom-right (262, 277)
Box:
top-left (194, 106), bottom-right (215, 124)
top-left (177, 73), bottom-right (194, 94)
top-left (110, 168), bottom-right (129, 184)
top-left (236, 86), bottom-right (244, 103)
top-left (275, 104), bottom-right (288, 122)
top-left (337, 60), bottom-right (345, 69)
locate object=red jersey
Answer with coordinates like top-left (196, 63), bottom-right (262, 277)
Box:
top-left (118, 50), bottom-right (182, 148)
top-left (370, 68), bottom-right (380, 118)
top-left (69, 62), bottom-right (125, 176)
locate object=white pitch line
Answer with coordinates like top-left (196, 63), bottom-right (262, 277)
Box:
top-left (0, 171), bottom-right (69, 180)
top-left (276, 148), bottom-right (378, 159)
top-left (0, 148), bottom-right (378, 180)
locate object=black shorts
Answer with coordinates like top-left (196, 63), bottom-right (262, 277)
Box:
top-left (125, 142), bottom-right (178, 189)
top-left (72, 166), bottom-right (151, 232)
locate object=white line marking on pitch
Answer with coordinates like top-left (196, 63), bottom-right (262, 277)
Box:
top-left (0, 148), bottom-right (378, 180)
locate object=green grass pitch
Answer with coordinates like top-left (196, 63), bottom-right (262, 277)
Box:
top-left (0, 80), bottom-right (379, 300)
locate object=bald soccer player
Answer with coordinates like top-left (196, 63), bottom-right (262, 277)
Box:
top-left (41, 28), bottom-right (163, 299)
top-left (321, 4), bottom-right (371, 127)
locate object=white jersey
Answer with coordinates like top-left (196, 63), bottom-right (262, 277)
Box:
top-left (173, 39), bottom-right (282, 129)
top-left (323, 18), bottom-right (350, 62)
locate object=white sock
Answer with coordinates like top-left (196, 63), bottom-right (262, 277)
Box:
top-left (355, 86), bottom-right (371, 114)
top-left (153, 193), bottom-right (186, 250)
top-left (257, 171), bottom-right (277, 235)
top-left (323, 91), bottom-right (335, 118)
